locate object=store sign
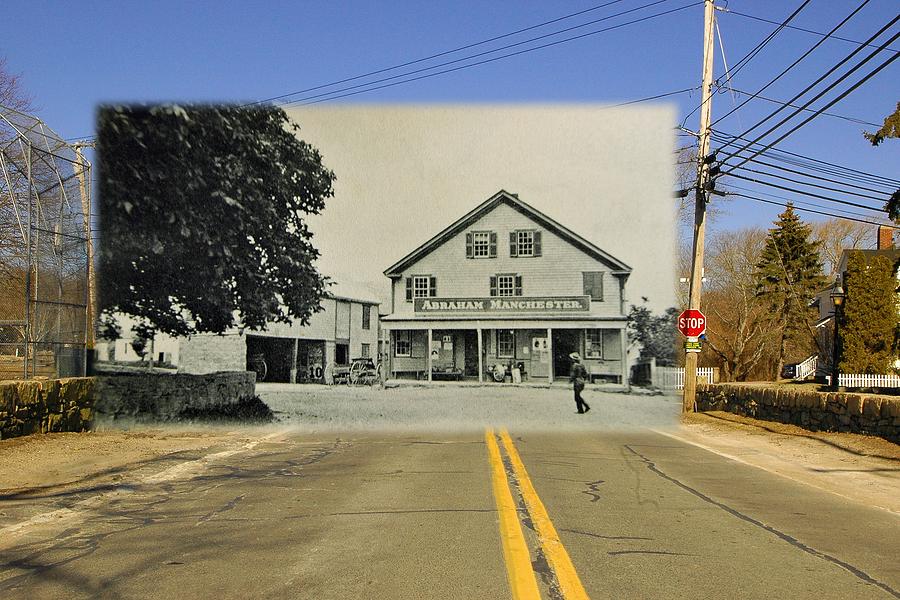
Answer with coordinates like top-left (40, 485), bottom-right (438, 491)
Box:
top-left (414, 296), bottom-right (590, 313)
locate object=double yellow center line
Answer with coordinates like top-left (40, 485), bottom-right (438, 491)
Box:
top-left (485, 428), bottom-right (590, 600)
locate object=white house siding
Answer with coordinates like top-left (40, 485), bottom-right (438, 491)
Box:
top-left (382, 192), bottom-right (630, 384)
top-left (391, 203), bottom-right (625, 318)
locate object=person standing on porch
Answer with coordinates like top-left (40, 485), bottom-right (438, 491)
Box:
top-left (569, 352), bottom-right (590, 414)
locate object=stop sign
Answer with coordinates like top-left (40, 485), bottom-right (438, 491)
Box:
top-left (677, 309), bottom-right (706, 337)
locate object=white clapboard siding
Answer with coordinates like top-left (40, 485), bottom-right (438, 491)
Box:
top-left (656, 367), bottom-right (717, 390)
top-left (838, 373), bottom-right (900, 388)
top-left (391, 203), bottom-right (623, 317)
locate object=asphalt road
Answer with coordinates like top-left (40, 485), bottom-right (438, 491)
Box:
top-left (1, 424), bottom-right (897, 599)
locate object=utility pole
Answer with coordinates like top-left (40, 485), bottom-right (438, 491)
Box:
top-left (73, 142), bottom-right (96, 353)
top-left (683, 0), bottom-right (716, 413)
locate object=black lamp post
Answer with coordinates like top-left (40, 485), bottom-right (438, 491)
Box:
top-left (830, 283), bottom-right (844, 390)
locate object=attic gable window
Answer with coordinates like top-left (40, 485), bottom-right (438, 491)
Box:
top-left (510, 230), bottom-right (541, 257)
top-left (467, 231), bottom-right (497, 258)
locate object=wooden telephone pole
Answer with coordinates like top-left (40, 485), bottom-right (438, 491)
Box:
top-left (683, 0), bottom-right (716, 413)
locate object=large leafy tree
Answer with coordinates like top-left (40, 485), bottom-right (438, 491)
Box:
top-left (839, 253), bottom-right (898, 374)
top-left (97, 105), bottom-right (336, 338)
top-left (627, 303), bottom-right (678, 367)
top-left (755, 203), bottom-right (826, 379)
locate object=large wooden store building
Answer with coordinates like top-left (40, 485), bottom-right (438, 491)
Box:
top-left (381, 190), bottom-right (632, 384)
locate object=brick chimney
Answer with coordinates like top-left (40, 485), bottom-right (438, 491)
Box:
top-left (877, 225), bottom-right (894, 250)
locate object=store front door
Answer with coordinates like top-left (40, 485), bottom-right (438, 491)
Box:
top-left (552, 329), bottom-right (580, 379)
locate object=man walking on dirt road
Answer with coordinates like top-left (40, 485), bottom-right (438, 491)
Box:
top-left (569, 352), bottom-right (590, 414)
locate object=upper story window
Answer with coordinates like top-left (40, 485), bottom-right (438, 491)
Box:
top-left (490, 274), bottom-right (522, 297)
top-left (583, 272), bottom-right (604, 301)
top-left (362, 305), bottom-right (371, 330)
top-left (466, 231), bottom-right (497, 258)
top-left (406, 275), bottom-right (436, 301)
top-left (509, 230), bottom-right (542, 257)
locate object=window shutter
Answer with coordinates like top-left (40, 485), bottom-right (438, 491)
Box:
top-left (466, 233), bottom-right (473, 258)
top-left (405, 277), bottom-right (412, 302)
top-left (533, 231), bottom-right (542, 257)
top-left (489, 232), bottom-right (497, 257)
top-left (583, 273), bottom-right (591, 297)
top-left (429, 276), bottom-right (437, 297)
top-left (514, 275), bottom-right (523, 296)
top-left (597, 272), bottom-right (604, 301)
top-left (489, 276), bottom-right (498, 297)
top-left (509, 232), bottom-right (518, 257)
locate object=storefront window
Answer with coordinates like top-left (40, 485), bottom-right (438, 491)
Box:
top-left (395, 331), bottom-right (411, 357)
top-left (585, 329), bottom-right (603, 358)
top-left (497, 330), bottom-right (515, 358)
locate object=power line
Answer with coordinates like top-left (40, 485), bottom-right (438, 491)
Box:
top-left (711, 129), bottom-right (900, 188)
top-left (724, 88), bottom-right (879, 127)
top-left (289, 2), bottom-right (702, 106)
top-left (727, 183), bottom-right (888, 221)
top-left (717, 17), bottom-right (900, 164)
top-left (717, 0), bottom-right (813, 85)
top-left (718, 35), bottom-right (900, 174)
top-left (681, 0), bottom-right (811, 128)
top-left (726, 163), bottom-right (887, 203)
top-left (250, 0), bottom-right (641, 106)
top-left (728, 192), bottom-right (898, 228)
top-left (724, 7), bottom-right (900, 53)
top-left (725, 153), bottom-right (893, 196)
top-left (726, 172), bottom-right (889, 212)
top-left (711, 0), bottom-right (871, 127)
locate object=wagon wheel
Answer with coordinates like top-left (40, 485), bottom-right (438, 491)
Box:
top-left (250, 354), bottom-right (268, 382)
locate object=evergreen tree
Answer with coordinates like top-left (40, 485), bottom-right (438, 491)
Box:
top-left (755, 203), bottom-right (826, 379)
top-left (839, 253), bottom-right (899, 374)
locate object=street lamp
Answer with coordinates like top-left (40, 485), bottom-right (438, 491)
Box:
top-left (830, 283), bottom-right (845, 390)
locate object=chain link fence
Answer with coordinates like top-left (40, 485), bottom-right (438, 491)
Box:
top-left (1, 105), bottom-right (91, 379)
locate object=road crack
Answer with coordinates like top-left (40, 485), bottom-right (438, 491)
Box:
top-left (623, 444), bottom-right (900, 599)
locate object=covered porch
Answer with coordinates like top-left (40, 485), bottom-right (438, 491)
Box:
top-left (382, 317), bottom-right (628, 385)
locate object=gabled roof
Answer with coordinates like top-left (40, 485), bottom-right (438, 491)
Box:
top-left (383, 189), bottom-right (632, 277)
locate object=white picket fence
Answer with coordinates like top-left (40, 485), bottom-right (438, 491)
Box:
top-left (837, 373), bottom-right (900, 388)
top-left (657, 367), bottom-right (718, 390)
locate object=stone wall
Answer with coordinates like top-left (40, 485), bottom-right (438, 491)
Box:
top-left (94, 371), bottom-right (255, 421)
top-left (0, 378), bottom-right (95, 440)
top-left (178, 333), bottom-right (247, 374)
top-left (697, 383), bottom-right (900, 442)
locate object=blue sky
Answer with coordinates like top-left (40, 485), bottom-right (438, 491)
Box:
top-left (4, 0), bottom-right (898, 238)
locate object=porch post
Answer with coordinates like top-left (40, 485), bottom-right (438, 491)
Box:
top-left (477, 327), bottom-right (483, 383)
top-left (547, 327), bottom-right (553, 384)
top-left (620, 327), bottom-right (629, 390)
top-left (427, 328), bottom-right (433, 382)
top-left (290, 338), bottom-right (299, 384)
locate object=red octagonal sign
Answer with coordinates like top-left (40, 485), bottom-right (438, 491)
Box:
top-left (677, 309), bottom-right (706, 338)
